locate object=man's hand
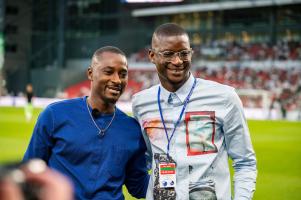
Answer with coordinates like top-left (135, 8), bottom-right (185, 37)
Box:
top-left (0, 159), bottom-right (74, 200)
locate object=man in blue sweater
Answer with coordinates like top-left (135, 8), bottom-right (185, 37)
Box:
top-left (23, 46), bottom-right (150, 199)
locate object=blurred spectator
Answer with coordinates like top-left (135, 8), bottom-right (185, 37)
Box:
top-left (0, 159), bottom-right (73, 200)
top-left (24, 84), bottom-right (34, 122)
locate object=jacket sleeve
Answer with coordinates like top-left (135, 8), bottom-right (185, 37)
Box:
top-left (223, 89), bottom-right (257, 200)
top-left (23, 106), bottom-right (54, 163)
top-left (124, 132), bottom-right (150, 199)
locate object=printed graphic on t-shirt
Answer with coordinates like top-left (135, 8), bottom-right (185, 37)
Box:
top-left (143, 118), bottom-right (173, 146)
top-left (142, 119), bottom-right (162, 140)
top-left (189, 179), bottom-right (217, 200)
top-left (185, 111), bottom-right (217, 156)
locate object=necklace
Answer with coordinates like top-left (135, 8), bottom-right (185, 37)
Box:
top-left (86, 98), bottom-right (116, 136)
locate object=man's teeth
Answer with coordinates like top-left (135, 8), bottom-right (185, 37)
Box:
top-left (172, 69), bottom-right (183, 72)
top-left (168, 67), bottom-right (184, 71)
top-left (108, 86), bottom-right (121, 91)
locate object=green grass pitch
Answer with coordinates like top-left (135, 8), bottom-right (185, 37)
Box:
top-left (0, 106), bottom-right (301, 199)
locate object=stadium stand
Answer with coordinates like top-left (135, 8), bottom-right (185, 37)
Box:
top-left (1, 0), bottom-right (301, 120)
top-left (64, 64), bottom-right (301, 115)
top-left (65, 39), bottom-right (301, 113)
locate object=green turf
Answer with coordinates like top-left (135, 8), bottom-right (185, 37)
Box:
top-left (0, 107), bottom-right (301, 199)
top-left (248, 120), bottom-right (301, 200)
top-left (0, 107), bottom-right (42, 163)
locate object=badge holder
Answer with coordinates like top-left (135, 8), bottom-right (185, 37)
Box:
top-left (153, 153), bottom-right (177, 200)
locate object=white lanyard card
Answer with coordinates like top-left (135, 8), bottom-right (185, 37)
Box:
top-left (159, 162), bottom-right (176, 188)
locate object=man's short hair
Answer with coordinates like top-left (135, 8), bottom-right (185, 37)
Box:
top-left (154, 23), bottom-right (187, 38)
top-left (152, 23), bottom-right (189, 48)
top-left (93, 46), bottom-right (126, 58)
top-left (91, 46), bottom-right (126, 67)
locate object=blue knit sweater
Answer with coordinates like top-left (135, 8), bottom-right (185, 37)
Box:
top-left (24, 96), bottom-right (149, 199)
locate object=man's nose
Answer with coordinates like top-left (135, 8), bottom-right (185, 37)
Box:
top-left (111, 73), bottom-right (121, 83)
top-left (170, 53), bottom-right (183, 65)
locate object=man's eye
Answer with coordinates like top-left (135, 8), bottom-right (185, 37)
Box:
top-left (120, 72), bottom-right (128, 78)
top-left (103, 70), bottom-right (113, 74)
top-left (162, 51), bottom-right (174, 57)
top-left (180, 51), bottom-right (189, 57)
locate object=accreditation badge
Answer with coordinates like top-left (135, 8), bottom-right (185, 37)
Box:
top-left (153, 153), bottom-right (176, 200)
top-left (159, 162), bottom-right (176, 188)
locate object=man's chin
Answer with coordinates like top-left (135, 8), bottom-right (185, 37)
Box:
top-left (104, 95), bottom-right (120, 104)
top-left (168, 75), bottom-right (187, 84)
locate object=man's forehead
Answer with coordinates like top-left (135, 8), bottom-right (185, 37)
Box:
top-left (93, 51), bottom-right (123, 60)
top-left (152, 34), bottom-right (190, 48)
top-left (92, 52), bottom-right (127, 64)
top-left (92, 59), bottom-right (128, 71)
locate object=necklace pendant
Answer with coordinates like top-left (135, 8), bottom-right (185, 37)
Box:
top-left (86, 98), bottom-right (116, 137)
top-left (99, 130), bottom-right (105, 136)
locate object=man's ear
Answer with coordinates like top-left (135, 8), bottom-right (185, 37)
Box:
top-left (87, 67), bottom-right (93, 81)
top-left (148, 49), bottom-right (155, 64)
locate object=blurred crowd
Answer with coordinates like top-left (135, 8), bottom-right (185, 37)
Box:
top-left (2, 40), bottom-right (300, 119)
top-left (196, 66), bottom-right (301, 113)
top-left (196, 40), bottom-right (301, 61)
top-left (124, 67), bottom-right (300, 112)
top-left (126, 40), bottom-right (301, 119)
top-left (130, 40), bottom-right (301, 62)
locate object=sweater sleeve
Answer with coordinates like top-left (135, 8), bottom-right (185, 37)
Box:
top-left (23, 106), bottom-right (54, 163)
top-left (124, 134), bottom-right (150, 199)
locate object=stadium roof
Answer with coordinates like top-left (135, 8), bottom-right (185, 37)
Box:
top-left (132, 0), bottom-right (301, 17)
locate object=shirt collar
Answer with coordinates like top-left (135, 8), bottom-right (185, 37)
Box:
top-left (159, 73), bottom-right (195, 104)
